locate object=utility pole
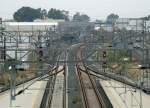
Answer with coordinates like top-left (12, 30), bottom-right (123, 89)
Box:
top-left (9, 59), bottom-right (17, 107)
top-left (138, 65), bottom-right (144, 108)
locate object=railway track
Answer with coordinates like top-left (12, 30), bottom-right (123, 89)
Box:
top-left (76, 45), bottom-right (107, 108)
top-left (86, 65), bottom-right (150, 94)
top-left (40, 65), bottom-right (66, 108)
top-left (0, 64), bottom-right (59, 94)
top-left (81, 45), bottom-right (150, 94)
top-left (40, 52), bottom-right (66, 108)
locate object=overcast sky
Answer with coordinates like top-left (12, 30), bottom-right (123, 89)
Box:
top-left (0, 0), bottom-right (150, 20)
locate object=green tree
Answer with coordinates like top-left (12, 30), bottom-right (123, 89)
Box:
top-left (41, 9), bottom-right (47, 19)
top-left (140, 16), bottom-right (149, 20)
top-left (72, 12), bottom-right (90, 22)
top-left (148, 15), bottom-right (150, 20)
top-left (13, 7), bottom-right (42, 22)
top-left (106, 13), bottom-right (119, 24)
top-left (47, 8), bottom-right (69, 21)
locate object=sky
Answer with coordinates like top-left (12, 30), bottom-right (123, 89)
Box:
top-left (0, 0), bottom-right (150, 20)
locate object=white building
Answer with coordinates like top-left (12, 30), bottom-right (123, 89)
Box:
top-left (116, 18), bottom-right (150, 31)
top-left (4, 22), bottom-right (58, 31)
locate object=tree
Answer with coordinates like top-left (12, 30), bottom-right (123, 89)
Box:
top-left (13, 7), bottom-right (42, 22)
top-left (41, 9), bottom-right (47, 19)
top-left (148, 15), bottom-right (150, 20)
top-left (140, 15), bottom-right (150, 20)
top-left (106, 13), bottom-right (119, 24)
top-left (13, 7), bottom-right (69, 22)
top-left (72, 12), bottom-right (90, 22)
top-left (47, 8), bottom-right (69, 21)
top-left (62, 10), bottom-right (69, 21)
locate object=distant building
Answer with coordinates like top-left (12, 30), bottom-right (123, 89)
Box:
top-left (58, 21), bottom-right (95, 38)
top-left (34, 18), bottom-right (65, 23)
top-left (115, 18), bottom-right (131, 30)
top-left (1, 18), bottom-right (65, 31)
top-left (4, 22), bottom-right (58, 31)
top-left (58, 21), bottom-right (94, 32)
top-left (94, 22), bottom-right (113, 32)
top-left (116, 18), bottom-right (150, 31)
top-left (95, 18), bottom-right (150, 32)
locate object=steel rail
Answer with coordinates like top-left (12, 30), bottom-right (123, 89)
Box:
top-left (76, 45), bottom-right (107, 108)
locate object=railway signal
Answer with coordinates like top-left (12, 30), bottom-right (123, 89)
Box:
top-left (38, 47), bottom-right (43, 61)
top-left (103, 51), bottom-right (106, 58)
top-left (4, 59), bottom-right (17, 106)
top-left (102, 51), bottom-right (107, 68)
top-left (4, 59), bottom-right (16, 72)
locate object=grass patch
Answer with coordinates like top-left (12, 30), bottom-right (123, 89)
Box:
top-left (72, 96), bottom-right (81, 104)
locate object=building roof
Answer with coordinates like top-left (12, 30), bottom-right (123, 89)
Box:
top-left (3, 22), bottom-right (58, 31)
top-left (7, 22), bottom-right (58, 26)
